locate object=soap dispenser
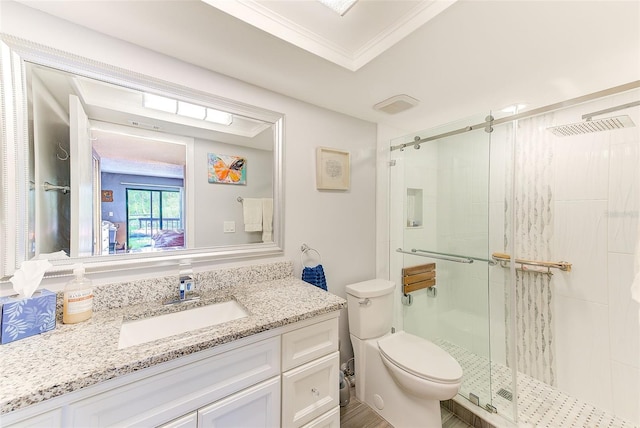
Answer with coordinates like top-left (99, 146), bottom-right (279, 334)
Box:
top-left (63, 265), bottom-right (94, 324)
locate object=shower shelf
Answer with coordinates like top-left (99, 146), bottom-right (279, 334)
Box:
top-left (491, 252), bottom-right (572, 274)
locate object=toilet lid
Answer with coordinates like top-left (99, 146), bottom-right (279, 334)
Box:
top-left (345, 279), bottom-right (395, 298)
top-left (378, 332), bottom-right (463, 383)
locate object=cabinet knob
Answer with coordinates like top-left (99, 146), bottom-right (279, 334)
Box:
top-left (311, 388), bottom-right (319, 397)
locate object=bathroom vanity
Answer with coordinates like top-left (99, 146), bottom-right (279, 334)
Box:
top-left (0, 273), bottom-right (345, 428)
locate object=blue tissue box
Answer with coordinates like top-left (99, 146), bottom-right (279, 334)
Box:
top-left (0, 289), bottom-right (56, 344)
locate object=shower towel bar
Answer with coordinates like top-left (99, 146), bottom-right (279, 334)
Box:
top-left (492, 252), bottom-right (572, 273)
top-left (43, 181), bottom-right (70, 194)
top-left (396, 248), bottom-right (496, 265)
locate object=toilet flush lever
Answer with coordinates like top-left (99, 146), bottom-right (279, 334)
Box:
top-left (359, 298), bottom-right (371, 307)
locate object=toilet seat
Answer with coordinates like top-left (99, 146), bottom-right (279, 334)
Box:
top-left (378, 331), bottom-right (463, 384)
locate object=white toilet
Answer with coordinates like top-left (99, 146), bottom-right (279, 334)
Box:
top-left (346, 279), bottom-right (463, 428)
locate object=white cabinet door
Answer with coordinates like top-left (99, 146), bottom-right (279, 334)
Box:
top-left (282, 352), bottom-right (339, 428)
top-left (67, 337), bottom-right (279, 427)
top-left (159, 412), bottom-right (198, 428)
top-left (198, 377), bottom-right (280, 428)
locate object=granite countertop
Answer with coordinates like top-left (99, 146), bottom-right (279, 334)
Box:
top-left (0, 277), bottom-right (345, 414)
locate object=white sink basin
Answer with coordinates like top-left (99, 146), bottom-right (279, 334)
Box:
top-left (118, 300), bottom-right (248, 349)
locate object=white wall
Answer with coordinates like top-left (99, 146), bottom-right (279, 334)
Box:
top-left (192, 138), bottom-right (273, 247)
top-left (1, 2), bottom-right (377, 364)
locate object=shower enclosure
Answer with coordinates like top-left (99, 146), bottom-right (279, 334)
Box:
top-left (389, 84), bottom-right (640, 426)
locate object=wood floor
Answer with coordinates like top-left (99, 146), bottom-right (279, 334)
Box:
top-left (339, 388), bottom-right (473, 428)
top-left (339, 393), bottom-right (393, 428)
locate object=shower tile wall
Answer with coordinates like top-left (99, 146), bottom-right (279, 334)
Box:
top-left (506, 113), bottom-right (556, 386)
top-left (520, 91), bottom-right (640, 424)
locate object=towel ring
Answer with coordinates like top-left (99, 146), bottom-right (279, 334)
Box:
top-left (301, 244), bottom-right (322, 268)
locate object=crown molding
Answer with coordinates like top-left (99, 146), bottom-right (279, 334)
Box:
top-left (202, 0), bottom-right (457, 72)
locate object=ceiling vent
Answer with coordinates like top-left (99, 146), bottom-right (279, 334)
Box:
top-left (373, 94), bottom-right (419, 115)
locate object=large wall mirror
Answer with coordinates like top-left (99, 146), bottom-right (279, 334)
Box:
top-left (0, 36), bottom-right (284, 280)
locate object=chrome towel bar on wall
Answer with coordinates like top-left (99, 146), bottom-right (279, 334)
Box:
top-left (43, 181), bottom-right (70, 194)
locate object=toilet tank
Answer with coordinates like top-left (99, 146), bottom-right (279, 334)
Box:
top-left (346, 279), bottom-right (395, 339)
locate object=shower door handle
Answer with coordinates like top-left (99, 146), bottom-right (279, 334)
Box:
top-left (396, 248), bottom-right (495, 265)
top-left (396, 248), bottom-right (474, 264)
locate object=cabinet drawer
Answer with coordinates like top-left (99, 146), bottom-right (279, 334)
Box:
top-left (198, 377), bottom-right (280, 428)
top-left (300, 406), bottom-right (339, 428)
top-left (158, 412), bottom-right (198, 428)
top-left (282, 351), bottom-right (339, 428)
top-left (67, 336), bottom-right (280, 427)
top-left (282, 318), bottom-right (338, 371)
top-left (3, 408), bottom-right (63, 428)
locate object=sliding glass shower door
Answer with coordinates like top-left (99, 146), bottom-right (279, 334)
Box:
top-left (390, 112), bottom-right (510, 416)
top-left (390, 86), bottom-right (640, 426)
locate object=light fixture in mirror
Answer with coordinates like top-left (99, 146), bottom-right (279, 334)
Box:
top-left (177, 101), bottom-right (206, 120)
top-left (206, 108), bottom-right (233, 126)
top-left (143, 93), bottom-right (177, 114)
top-left (0, 35), bottom-right (284, 280)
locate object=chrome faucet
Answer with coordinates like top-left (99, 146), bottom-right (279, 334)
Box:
top-left (164, 264), bottom-right (200, 305)
top-left (179, 274), bottom-right (199, 301)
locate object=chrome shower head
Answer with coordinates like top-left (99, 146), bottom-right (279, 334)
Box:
top-left (547, 115), bottom-right (635, 137)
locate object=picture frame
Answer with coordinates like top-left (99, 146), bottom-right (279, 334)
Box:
top-left (101, 190), bottom-right (113, 202)
top-left (207, 153), bottom-right (247, 185)
top-left (316, 147), bottom-right (350, 190)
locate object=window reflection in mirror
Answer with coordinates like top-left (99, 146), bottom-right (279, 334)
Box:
top-left (25, 62), bottom-right (275, 260)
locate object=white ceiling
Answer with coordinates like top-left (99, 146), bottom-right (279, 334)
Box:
top-left (203, 0), bottom-right (456, 71)
top-left (10, 0), bottom-right (640, 134)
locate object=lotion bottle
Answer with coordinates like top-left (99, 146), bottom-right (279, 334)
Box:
top-left (63, 265), bottom-right (94, 324)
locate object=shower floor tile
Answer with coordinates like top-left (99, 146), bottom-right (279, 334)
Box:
top-left (437, 339), bottom-right (638, 428)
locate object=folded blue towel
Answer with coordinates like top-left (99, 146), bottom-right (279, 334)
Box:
top-left (302, 264), bottom-right (327, 291)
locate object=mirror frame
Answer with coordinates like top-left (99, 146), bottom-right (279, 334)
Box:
top-left (0, 35), bottom-right (284, 281)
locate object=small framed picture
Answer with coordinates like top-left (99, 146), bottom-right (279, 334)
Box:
top-left (101, 190), bottom-right (113, 202)
top-left (316, 147), bottom-right (350, 190)
top-left (207, 153), bottom-right (247, 185)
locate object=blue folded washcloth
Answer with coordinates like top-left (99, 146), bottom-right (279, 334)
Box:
top-left (302, 264), bottom-right (327, 291)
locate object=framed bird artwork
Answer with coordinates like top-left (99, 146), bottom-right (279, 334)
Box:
top-left (207, 153), bottom-right (247, 185)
